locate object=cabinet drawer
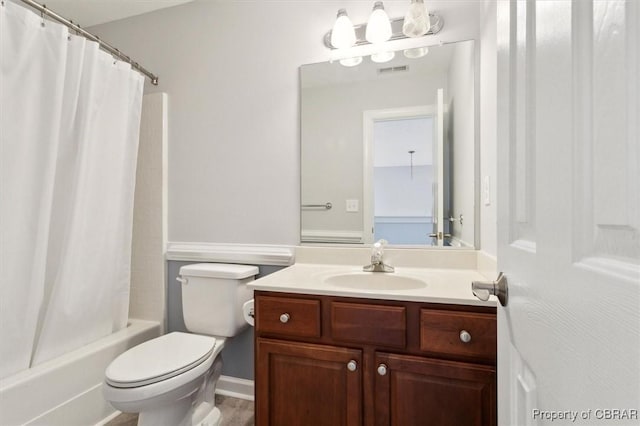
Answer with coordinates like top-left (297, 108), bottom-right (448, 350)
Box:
top-left (256, 296), bottom-right (321, 338)
top-left (420, 309), bottom-right (496, 362)
top-left (331, 301), bottom-right (406, 348)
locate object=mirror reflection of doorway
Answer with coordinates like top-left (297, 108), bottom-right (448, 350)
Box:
top-left (372, 116), bottom-right (434, 245)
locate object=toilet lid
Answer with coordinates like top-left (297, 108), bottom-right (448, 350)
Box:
top-left (105, 332), bottom-right (216, 388)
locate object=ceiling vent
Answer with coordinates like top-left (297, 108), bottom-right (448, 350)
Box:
top-left (377, 65), bottom-right (409, 75)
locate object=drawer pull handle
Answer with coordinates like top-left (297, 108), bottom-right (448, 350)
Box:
top-left (459, 330), bottom-right (472, 343)
top-left (347, 360), bottom-right (358, 372)
top-left (377, 364), bottom-right (388, 376)
top-left (279, 313), bottom-right (290, 323)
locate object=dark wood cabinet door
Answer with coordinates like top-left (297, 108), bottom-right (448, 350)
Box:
top-left (256, 338), bottom-right (362, 426)
top-left (374, 352), bottom-right (496, 426)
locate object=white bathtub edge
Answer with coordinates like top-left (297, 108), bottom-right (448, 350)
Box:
top-left (94, 410), bottom-right (123, 426)
top-left (0, 319), bottom-right (161, 426)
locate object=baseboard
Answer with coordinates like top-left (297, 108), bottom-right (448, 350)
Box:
top-left (216, 375), bottom-right (254, 401)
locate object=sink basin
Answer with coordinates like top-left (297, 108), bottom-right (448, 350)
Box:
top-left (324, 272), bottom-right (427, 290)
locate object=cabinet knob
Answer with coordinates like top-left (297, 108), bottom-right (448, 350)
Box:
top-left (459, 330), bottom-right (472, 343)
top-left (347, 360), bottom-right (358, 372)
top-left (279, 313), bottom-right (290, 323)
top-left (377, 364), bottom-right (388, 376)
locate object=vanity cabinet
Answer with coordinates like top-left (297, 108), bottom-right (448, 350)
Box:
top-left (254, 291), bottom-right (496, 426)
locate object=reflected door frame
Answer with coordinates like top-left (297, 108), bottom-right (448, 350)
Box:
top-left (362, 105), bottom-right (438, 245)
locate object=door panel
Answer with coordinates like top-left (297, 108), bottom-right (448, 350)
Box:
top-left (497, 0), bottom-right (640, 424)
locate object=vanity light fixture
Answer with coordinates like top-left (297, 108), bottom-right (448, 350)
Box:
top-left (324, 1), bottom-right (442, 67)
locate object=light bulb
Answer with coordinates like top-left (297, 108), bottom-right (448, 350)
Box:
top-left (371, 51), bottom-right (395, 63)
top-left (331, 9), bottom-right (356, 49)
top-left (402, 0), bottom-right (431, 38)
top-left (365, 2), bottom-right (392, 44)
top-left (339, 57), bottom-right (363, 67)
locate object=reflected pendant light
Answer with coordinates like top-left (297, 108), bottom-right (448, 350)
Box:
top-left (402, 0), bottom-right (431, 38)
top-left (330, 9), bottom-right (356, 49)
top-left (365, 1), bottom-right (392, 44)
top-left (409, 150), bottom-right (415, 179)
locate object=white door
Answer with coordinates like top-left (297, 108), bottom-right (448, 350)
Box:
top-left (432, 88), bottom-right (445, 246)
top-left (496, 1), bottom-right (639, 425)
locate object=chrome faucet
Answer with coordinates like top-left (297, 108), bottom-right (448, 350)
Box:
top-left (363, 239), bottom-right (395, 273)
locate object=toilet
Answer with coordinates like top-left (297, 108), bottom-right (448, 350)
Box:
top-left (103, 263), bottom-right (258, 426)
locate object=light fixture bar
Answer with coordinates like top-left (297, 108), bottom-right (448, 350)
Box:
top-left (323, 14), bottom-right (443, 49)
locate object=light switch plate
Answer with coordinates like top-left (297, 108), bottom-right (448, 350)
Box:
top-left (483, 175), bottom-right (491, 206)
top-left (346, 199), bottom-right (359, 212)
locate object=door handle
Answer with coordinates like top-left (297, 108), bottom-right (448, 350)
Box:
top-left (472, 272), bottom-right (508, 306)
top-left (428, 233), bottom-right (452, 239)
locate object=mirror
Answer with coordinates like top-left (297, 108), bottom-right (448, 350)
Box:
top-left (300, 40), bottom-right (475, 248)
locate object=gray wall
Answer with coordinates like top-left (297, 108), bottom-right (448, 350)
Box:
top-left (167, 261), bottom-right (284, 380)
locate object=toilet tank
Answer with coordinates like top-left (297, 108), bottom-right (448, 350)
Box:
top-left (178, 263), bottom-right (258, 337)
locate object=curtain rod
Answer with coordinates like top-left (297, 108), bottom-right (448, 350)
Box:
top-left (18, 0), bottom-right (159, 85)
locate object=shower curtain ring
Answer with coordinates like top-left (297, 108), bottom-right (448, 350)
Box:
top-left (41, 4), bottom-right (46, 27)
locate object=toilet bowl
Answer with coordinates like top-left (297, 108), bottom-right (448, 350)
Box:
top-left (104, 332), bottom-right (225, 425)
top-left (103, 263), bottom-right (258, 426)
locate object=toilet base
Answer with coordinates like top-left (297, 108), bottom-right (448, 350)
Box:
top-left (125, 355), bottom-right (225, 426)
top-left (199, 406), bottom-right (221, 426)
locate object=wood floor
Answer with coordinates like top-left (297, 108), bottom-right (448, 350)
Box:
top-left (105, 395), bottom-right (254, 426)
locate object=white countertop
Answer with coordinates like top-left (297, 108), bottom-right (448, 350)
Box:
top-left (249, 263), bottom-right (497, 307)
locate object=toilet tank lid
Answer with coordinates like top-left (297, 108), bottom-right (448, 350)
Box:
top-left (179, 263), bottom-right (259, 279)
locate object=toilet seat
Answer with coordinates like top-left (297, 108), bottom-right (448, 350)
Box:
top-left (106, 332), bottom-right (217, 388)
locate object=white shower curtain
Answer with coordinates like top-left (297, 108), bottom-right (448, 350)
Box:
top-left (0, 0), bottom-right (144, 378)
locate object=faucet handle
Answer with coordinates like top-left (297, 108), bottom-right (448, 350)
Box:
top-left (374, 239), bottom-right (388, 248)
top-left (372, 239), bottom-right (388, 255)
top-left (371, 239), bottom-right (387, 259)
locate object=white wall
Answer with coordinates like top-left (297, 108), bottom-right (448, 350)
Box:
top-left (90, 0), bottom-right (482, 246)
top-left (479, 0), bottom-right (498, 257)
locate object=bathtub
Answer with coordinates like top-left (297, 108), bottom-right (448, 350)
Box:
top-left (0, 319), bottom-right (161, 426)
